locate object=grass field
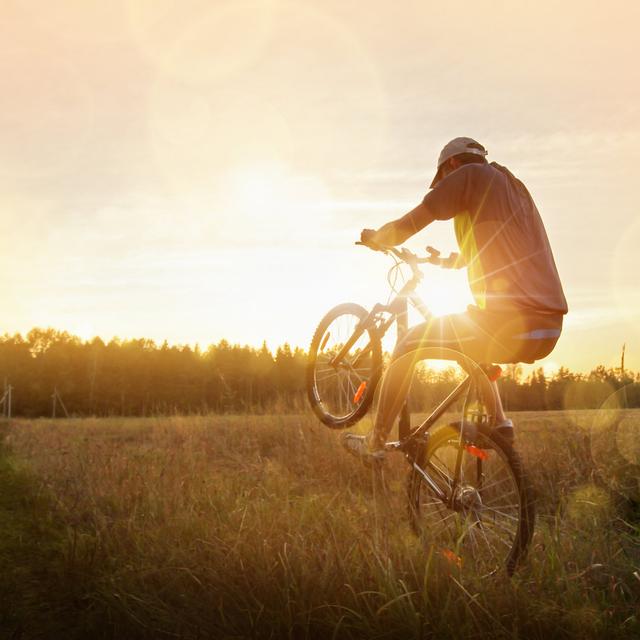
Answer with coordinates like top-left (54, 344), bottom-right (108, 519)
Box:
top-left (1, 411), bottom-right (639, 639)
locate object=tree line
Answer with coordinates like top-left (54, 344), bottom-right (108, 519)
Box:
top-left (0, 328), bottom-right (637, 417)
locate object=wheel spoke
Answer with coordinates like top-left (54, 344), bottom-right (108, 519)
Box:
top-left (475, 475), bottom-right (515, 493)
top-left (411, 423), bottom-right (530, 574)
top-left (470, 519), bottom-right (510, 556)
top-left (482, 501), bottom-right (520, 511)
top-left (475, 521), bottom-right (514, 548)
top-left (308, 307), bottom-right (381, 424)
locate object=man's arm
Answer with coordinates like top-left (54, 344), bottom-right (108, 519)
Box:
top-left (363, 167), bottom-right (470, 247)
top-left (366, 202), bottom-right (435, 246)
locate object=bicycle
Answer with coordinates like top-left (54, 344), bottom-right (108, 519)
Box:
top-left (306, 241), bottom-right (535, 575)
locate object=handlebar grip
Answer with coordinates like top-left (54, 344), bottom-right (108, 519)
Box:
top-left (356, 240), bottom-right (387, 252)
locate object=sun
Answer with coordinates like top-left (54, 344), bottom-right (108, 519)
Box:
top-left (425, 276), bottom-right (473, 317)
top-left (403, 265), bottom-right (474, 319)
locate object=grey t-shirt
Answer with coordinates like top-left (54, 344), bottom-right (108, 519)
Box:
top-left (410, 161), bottom-right (568, 315)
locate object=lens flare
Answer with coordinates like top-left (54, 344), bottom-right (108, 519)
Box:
top-left (127, 0), bottom-right (276, 85)
top-left (590, 388), bottom-right (640, 502)
top-left (611, 216), bottom-right (640, 338)
top-left (0, 47), bottom-right (94, 179)
top-left (15, 1), bottom-right (129, 44)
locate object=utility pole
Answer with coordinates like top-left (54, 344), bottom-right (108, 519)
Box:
top-left (89, 347), bottom-right (97, 413)
top-left (52, 387), bottom-right (70, 419)
top-left (621, 343), bottom-right (628, 409)
top-left (1, 379), bottom-right (11, 419)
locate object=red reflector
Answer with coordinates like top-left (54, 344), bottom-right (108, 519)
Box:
top-left (353, 381), bottom-right (367, 404)
top-left (465, 444), bottom-right (488, 460)
top-left (487, 365), bottom-right (502, 381)
top-left (441, 549), bottom-right (463, 568)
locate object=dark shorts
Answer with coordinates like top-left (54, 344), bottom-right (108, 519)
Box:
top-left (393, 306), bottom-right (563, 365)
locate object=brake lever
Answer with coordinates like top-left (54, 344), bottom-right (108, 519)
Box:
top-left (426, 245), bottom-right (441, 258)
top-left (424, 245), bottom-right (442, 265)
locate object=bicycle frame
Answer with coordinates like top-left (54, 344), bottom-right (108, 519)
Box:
top-left (355, 273), bottom-right (493, 499)
top-left (311, 242), bottom-right (530, 572)
top-left (387, 373), bottom-right (475, 504)
top-left (306, 237), bottom-right (533, 575)
top-left (327, 243), bottom-right (497, 506)
top-left (327, 255), bottom-right (432, 439)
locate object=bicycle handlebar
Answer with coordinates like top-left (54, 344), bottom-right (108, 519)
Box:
top-left (355, 241), bottom-right (458, 269)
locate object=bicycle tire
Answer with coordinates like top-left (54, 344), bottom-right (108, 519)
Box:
top-left (307, 303), bottom-right (382, 429)
top-left (407, 423), bottom-right (535, 576)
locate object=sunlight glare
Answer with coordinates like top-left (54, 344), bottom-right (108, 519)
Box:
top-left (426, 279), bottom-right (472, 317)
top-left (542, 360), bottom-right (560, 377)
top-left (414, 268), bottom-right (473, 318)
top-left (226, 163), bottom-right (331, 244)
top-left (69, 322), bottom-right (97, 342)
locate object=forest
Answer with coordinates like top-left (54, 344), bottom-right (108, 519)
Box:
top-left (0, 328), bottom-right (637, 417)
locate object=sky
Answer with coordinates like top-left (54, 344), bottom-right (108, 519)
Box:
top-left (1, 0), bottom-right (639, 372)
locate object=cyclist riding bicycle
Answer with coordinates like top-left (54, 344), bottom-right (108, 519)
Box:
top-left (344, 136), bottom-right (568, 461)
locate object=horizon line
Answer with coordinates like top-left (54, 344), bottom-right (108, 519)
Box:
top-left (0, 325), bottom-right (632, 377)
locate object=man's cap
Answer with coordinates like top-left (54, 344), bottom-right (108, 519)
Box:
top-left (430, 137), bottom-right (488, 188)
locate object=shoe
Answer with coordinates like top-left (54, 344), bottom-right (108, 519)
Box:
top-left (341, 433), bottom-right (386, 464)
top-left (493, 418), bottom-right (515, 444)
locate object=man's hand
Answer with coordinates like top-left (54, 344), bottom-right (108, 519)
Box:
top-left (360, 228), bottom-right (379, 247)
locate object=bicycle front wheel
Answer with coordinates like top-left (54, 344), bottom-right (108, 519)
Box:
top-left (408, 424), bottom-right (534, 576)
top-left (307, 303), bottom-right (382, 429)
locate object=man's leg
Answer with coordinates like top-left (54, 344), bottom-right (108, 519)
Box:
top-left (367, 350), bottom-right (423, 450)
top-left (493, 380), bottom-right (507, 423)
top-left (368, 313), bottom-right (515, 449)
top-left (343, 318), bottom-right (454, 459)
top-left (368, 369), bottom-right (510, 446)
top-left (368, 315), bottom-right (470, 451)
top-left (341, 347), bottom-right (425, 460)
top-left (343, 312), bottom-right (515, 459)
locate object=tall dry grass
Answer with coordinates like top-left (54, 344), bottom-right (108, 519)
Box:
top-left (1, 411), bottom-right (639, 639)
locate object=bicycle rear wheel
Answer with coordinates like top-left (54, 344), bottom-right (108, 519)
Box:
top-left (408, 423), bottom-right (534, 576)
top-left (307, 303), bottom-right (382, 429)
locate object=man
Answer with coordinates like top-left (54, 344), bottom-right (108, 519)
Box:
top-left (343, 137), bottom-right (568, 461)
